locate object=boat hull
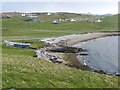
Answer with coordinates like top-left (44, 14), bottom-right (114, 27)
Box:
top-left (14, 44), bottom-right (30, 48)
top-left (4, 40), bottom-right (30, 48)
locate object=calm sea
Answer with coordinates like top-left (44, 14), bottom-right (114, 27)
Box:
top-left (74, 36), bottom-right (119, 75)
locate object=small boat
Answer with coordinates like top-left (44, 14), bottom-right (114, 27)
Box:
top-left (4, 40), bottom-right (30, 48)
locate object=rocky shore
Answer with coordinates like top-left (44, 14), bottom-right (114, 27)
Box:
top-left (36, 31), bottom-right (120, 74)
top-left (41, 31), bottom-right (119, 47)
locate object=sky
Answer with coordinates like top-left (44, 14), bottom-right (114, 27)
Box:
top-left (1, 0), bottom-right (119, 2)
top-left (1, 2), bottom-right (119, 14)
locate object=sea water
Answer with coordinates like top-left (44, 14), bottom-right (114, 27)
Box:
top-left (74, 36), bottom-right (119, 75)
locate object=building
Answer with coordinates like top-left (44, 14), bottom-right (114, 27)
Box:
top-left (21, 13), bottom-right (26, 17)
top-left (47, 12), bottom-right (51, 16)
top-left (28, 13), bottom-right (38, 18)
top-left (21, 13), bottom-right (38, 18)
top-left (95, 19), bottom-right (102, 22)
top-left (52, 19), bottom-right (61, 24)
top-left (70, 19), bottom-right (77, 22)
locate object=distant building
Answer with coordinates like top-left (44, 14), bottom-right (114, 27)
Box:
top-left (21, 13), bottom-right (26, 17)
top-left (95, 19), bottom-right (102, 22)
top-left (63, 19), bottom-right (69, 22)
top-left (59, 18), bottom-right (62, 21)
top-left (70, 19), bottom-right (77, 22)
top-left (52, 19), bottom-right (61, 24)
top-left (22, 13), bottom-right (38, 18)
top-left (47, 12), bottom-right (51, 16)
top-left (28, 14), bottom-right (38, 18)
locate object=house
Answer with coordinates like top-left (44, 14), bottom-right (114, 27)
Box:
top-left (95, 19), bottom-right (102, 22)
top-left (21, 13), bottom-right (26, 17)
top-left (70, 19), bottom-right (77, 22)
top-left (52, 19), bottom-right (61, 24)
top-left (28, 14), bottom-right (38, 18)
top-left (47, 12), bottom-right (51, 16)
top-left (64, 19), bottom-right (70, 22)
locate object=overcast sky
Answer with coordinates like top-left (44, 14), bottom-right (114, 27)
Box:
top-left (2, 2), bottom-right (119, 14)
top-left (1, 0), bottom-right (119, 2)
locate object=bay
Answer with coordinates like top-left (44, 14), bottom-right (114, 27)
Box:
top-left (74, 36), bottom-right (119, 75)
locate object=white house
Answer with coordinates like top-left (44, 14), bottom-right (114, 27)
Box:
top-left (28, 14), bottom-right (38, 18)
top-left (52, 19), bottom-right (60, 24)
top-left (21, 14), bottom-right (26, 17)
top-left (47, 12), bottom-right (51, 16)
top-left (95, 19), bottom-right (102, 22)
top-left (70, 19), bottom-right (77, 22)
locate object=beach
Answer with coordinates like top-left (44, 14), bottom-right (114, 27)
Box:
top-left (61, 32), bottom-right (119, 47)
top-left (36, 31), bottom-right (119, 71)
top-left (41, 32), bottom-right (119, 46)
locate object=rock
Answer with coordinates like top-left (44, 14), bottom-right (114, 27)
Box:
top-left (79, 53), bottom-right (88, 55)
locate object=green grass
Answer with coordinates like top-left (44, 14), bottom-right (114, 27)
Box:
top-left (2, 14), bottom-right (119, 88)
top-left (2, 15), bottom-right (118, 39)
top-left (2, 55), bottom-right (118, 88)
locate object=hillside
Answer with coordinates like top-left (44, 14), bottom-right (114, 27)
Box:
top-left (2, 14), bottom-right (118, 39)
top-left (2, 13), bottom-right (119, 88)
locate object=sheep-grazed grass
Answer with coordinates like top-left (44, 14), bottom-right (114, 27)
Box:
top-left (2, 14), bottom-right (119, 88)
top-left (3, 54), bottom-right (118, 88)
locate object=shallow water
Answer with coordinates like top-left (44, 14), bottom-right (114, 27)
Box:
top-left (74, 36), bottom-right (119, 75)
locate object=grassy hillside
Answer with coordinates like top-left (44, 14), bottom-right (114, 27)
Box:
top-left (3, 54), bottom-right (118, 88)
top-left (36, 13), bottom-right (102, 21)
top-left (2, 14), bottom-right (119, 88)
top-left (2, 15), bottom-right (118, 39)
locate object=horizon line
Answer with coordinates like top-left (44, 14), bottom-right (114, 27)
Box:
top-left (1, 11), bottom-right (117, 15)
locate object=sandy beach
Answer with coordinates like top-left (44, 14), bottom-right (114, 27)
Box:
top-left (41, 32), bottom-right (119, 47)
top-left (60, 32), bottom-right (119, 47)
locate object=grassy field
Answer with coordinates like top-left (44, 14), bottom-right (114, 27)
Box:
top-left (2, 15), bottom-right (118, 39)
top-left (2, 55), bottom-right (118, 88)
top-left (2, 14), bottom-right (119, 88)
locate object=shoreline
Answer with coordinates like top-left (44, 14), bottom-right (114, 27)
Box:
top-left (41, 31), bottom-right (119, 47)
top-left (61, 32), bottom-right (119, 47)
top-left (36, 31), bottom-right (120, 75)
